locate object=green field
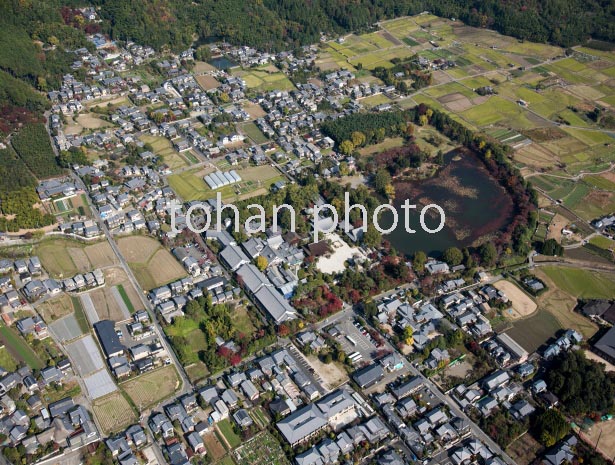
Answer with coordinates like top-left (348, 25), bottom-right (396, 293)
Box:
top-left (505, 310), bottom-right (562, 353)
top-left (168, 164), bottom-right (284, 202)
top-left (235, 68), bottom-right (295, 92)
top-left (0, 326), bottom-right (43, 369)
top-left (71, 296), bottom-right (90, 333)
top-left (540, 266), bottom-right (615, 299)
top-left (117, 284), bottom-right (135, 313)
top-left (0, 346), bottom-right (18, 371)
top-left (240, 122), bottom-right (268, 144)
top-left (217, 419), bottom-right (241, 448)
top-left (218, 457), bottom-right (236, 465)
top-left (589, 235), bottom-right (615, 250)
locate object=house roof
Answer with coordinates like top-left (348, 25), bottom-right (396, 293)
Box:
top-left (352, 364), bottom-right (384, 388)
top-left (277, 404), bottom-right (327, 445)
top-left (94, 320), bottom-right (125, 357)
top-left (595, 325), bottom-right (615, 360)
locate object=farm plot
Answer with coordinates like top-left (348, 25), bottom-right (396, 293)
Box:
top-left (196, 74), bottom-right (220, 90)
top-left (167, 167), bottom-right (213, 201)
top-left (118, 236), bottom-right (186, 290)
top-left (140, 134), bottom-right (189, 171)
top-left (493, 280), bottom-right (537, 319)
top-left (233, 432), bottom-right (290, 465)
top-left (83, 369), bottom-right (118, 400)
top-left (122, 365), bottom-right (180, 408)
top-left (0, 347), bottom-right (18, 372)
top-left (504, 310), bottom-right (561, 354)
top-left (216, 419), bottom-right (241, 449)
top-left (203, 432), bottom-right (227, 460)
top-left (65, 335), bottom-right (105, 377)
top-left (171, 164), bottom-right (284, 202)
top-left (35, 239), bottom-right (117, 277)
top-left (533, 269), bottom-right (598, 339)
top-left (49, 314), bottom-right (83, 342)
top-left (234, 68), bottom-right (295, 92)
top-left (0, 326), bottom-right (43, 369)
top-left (37, 294), bottom-right (76, 322)
top-left (540, 266), bottom-right (615, 299)
top-left (92, 392), bottom-right (137, 435)
top-left (89, 286), bottom-right (129, 322)
top-left (239, 121), bottom-right (268, 144)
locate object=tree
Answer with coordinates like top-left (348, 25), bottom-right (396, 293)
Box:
top-left (363, 225), bottom-right (381, 248)
top-left (546, 350), bottom-right (615, 415)
top-left (384, 183), bottom-right (395, 201)
top-left (413, 251), bottom-right (427, 272)
top-left (418, 114), bottom-right (428, 126)
top-left (351, 131), bottom-right (366, 147)
top-left (403, 326), bottom-right (414, 345)
top-left (373, 169), bottom-right (392, 195)
top-left (479, 242), bottom-right (497, 266)
top-left (534, 410), bottom-right (569, 446)
top-left (339, 140), bottom-right (355, 155)
top-left (541, 238), bottom-right (563, 256)
top-left (255, 255), bottom-right (268, 271)
top-left (442, 247), bottom-right (463, 266)
top-left (195, 45), bottom-right (212, 61)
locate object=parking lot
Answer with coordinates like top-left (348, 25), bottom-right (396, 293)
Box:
top-left (115, 320), bottom-right (157, 350)
top-left (65, 334), bottom-right (105, 377)
top-left (334, 317), bottom-right (378, 362)
top-left (287, 343), bottom-right (326, 394)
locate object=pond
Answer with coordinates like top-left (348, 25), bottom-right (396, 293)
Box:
top-left (380, 149), bottom-right (514, 257)
top-left (208, 57), bottom-right (238, 70)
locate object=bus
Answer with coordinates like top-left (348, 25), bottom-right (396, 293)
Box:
top-left (346, 335), bottom-right (357, 346)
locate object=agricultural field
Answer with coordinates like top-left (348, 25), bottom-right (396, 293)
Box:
top-left (92, 392), bottom-right (138, 435)
top-left (532, 269), bottom-right (599, 339)
top-left (169, 163), bottom-right (284, 202)
top-left (233, 66), bottom-right (295, 92)
top-left (507, 433), bottom-right (544, 465)
top-left (37, 294), bottom-right (78, 322)
top-left (34, 238), bottom-right (117, 277)
top-left (185, 361), bottom-right (209, 383)
top-left (216, 418), bottom-right (241, 449)
top-left (326, 15), bottom-right (615, 223)
top-left (196, 74), bottom-right (220, 90)
top-left (203, 431), bottom-right (228, 460)
top-left (140, 134), bottom-right (194, 171)
top-left (0, 325), bottom-right (43, 369)
top-left (359, 93), bottom-right (392, 108)
top-left (233, 432), bottom-right (290, 465)
top-left (493, 280), bottom-right (537, 320)
top-left (239, 121), bottom-right (268, 144)
top-left (86, 267), bottom-right (144, 321)
top-left (539, 266), bottom-right (615, 300)
top-left (504, 309), bottom-right (562, 354)
top-left (118, 236), bottom-right (186, 290)
top-left (122, 365), bottom-right (181, 408)
top-left (0, 346), bottom-right (18, 371)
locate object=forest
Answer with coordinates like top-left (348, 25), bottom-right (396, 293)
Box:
top-left (83, 0), bottom-right (615, 52)
top-left (11, 124), bottom-right (63, 179)
top-left (0, 146), bottom-right (55, 232)
top-left (546, 350), bottom-right (615, 415)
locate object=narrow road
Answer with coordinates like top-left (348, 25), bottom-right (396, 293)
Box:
top-left (68, 170), bottom-right (193, 396)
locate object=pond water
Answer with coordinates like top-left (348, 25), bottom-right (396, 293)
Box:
top-left (380, 149), bottom-right (514, 257)
top-left (208, 57), bottom-right (238, 70)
